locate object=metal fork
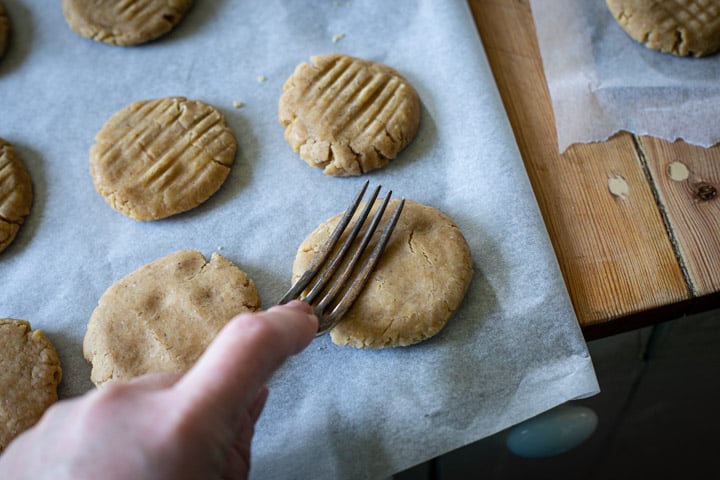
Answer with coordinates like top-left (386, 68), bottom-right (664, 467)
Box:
top-left (279, 180), bottom-right (405, 335)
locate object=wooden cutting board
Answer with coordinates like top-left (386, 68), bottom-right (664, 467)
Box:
top-left (469, 0), bottom-right (720, 338)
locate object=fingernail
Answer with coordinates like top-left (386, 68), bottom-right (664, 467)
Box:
top-left (280, 301), bottom-right (319, 330)
top-left (281, 300), bottom-right (314, 315)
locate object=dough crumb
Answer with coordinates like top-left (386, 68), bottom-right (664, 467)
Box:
top-left (232, 101), bottom-right (244, 109)
top-left (332, 33), bottom-right (346, 43)
top-left (257, 75), bottom-right (266, 83)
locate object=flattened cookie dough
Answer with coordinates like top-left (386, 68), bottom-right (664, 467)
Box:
top-left (0, 1), bottom-right (9, 59)
top-left (606, 0), bottom-right (720, 57)
top-left (279, 54), bottom-right (421, 176)
top-left (292, 199), bottom-right (473, 348)
top-left (90, 97), bottom-right (236, 221)
top-left (83, 250), bottom-right (261, 387)
top-left (62, 0), bottom-right (193, 46)
top-left (0, 138), bottom-right (33, 254)
top-left (0, 319), bottom-right (62, 451)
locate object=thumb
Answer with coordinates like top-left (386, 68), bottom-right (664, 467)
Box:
top-left (174, 301), bottom-right (317, 423)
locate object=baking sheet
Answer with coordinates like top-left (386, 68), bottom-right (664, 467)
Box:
top-left (531, 0), bottom-right (720, 153)
top-left (0, 1), bottom-right (598, 478)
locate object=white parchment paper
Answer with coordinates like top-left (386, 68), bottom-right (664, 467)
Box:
top-left (0, 1), bottom-right (598, 477)
top-left (531, 0), bottom-right (720, 153)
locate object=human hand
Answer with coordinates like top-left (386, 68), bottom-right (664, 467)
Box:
top-left (0, 301), bottom-right (318, 480)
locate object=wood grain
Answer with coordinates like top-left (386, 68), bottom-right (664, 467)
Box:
top-left (468, 0), bottom-right (690, 331)
top-left (638, 137), bottom-right (720, 297)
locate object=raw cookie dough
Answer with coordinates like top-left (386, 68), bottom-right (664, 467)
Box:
top-left (292, 199), bottom-right (473, 348)
top-left (279, 54), bottom-right (421, 176)
top-left (0, 1), bottom-right (9, 59)
top-left (84, 250), bottom-right (261, 387)
top-left (606, 0), bottom-right (720, 57)
top-left (62, 0), bottom-right (193, 46)
top-left (0, 319), bottom-right (62, 451)
top-left (0, 138), bottom-right (33, 254)
top-left (90, 97), bottom-right (236, 221)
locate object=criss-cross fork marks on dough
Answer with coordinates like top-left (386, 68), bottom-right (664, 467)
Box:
top-left (607, 0), bottom-right (720, 56)
top-left (62, 0), bottom-right (193, 46)
top-left (90, 97), bottom-right (236, 221)
top-left (279, 54), bottom-right (421, 176)
top-left (0, 139), bottom-right (32, 253)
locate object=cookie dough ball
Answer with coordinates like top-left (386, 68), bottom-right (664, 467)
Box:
top-left (279, 54), bottom-right (421, 176)
top-left (62, 0), bottom-right (193, 46)
top-left (606, 0), bottom-right (720, 57)
top-left (0, 138), bottom-right (33, 254)
top-left (84, 250), bottom-right (261, 387)
top-left (90, 97), bottom-right (236, 221)
top-left (0, 319), bottom-right (62, 451)
top-left (0, 1), bottom-right (9, 59)
top-left (292, 199), bottom-right (473, 348)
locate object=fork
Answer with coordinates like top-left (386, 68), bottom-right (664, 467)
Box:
top-left (279, 180), bottom-right (405, 335)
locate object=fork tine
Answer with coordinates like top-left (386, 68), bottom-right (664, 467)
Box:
top-left (278, 180), bottom-right (370, 305)
top-left (280, 182), bottom-right (405, 335)
top-left (302, 184), bottom-right (381, 305)
top-left (315, 191), bottom-right (394, 314)
top-left (320, 198), bottom-right (405, 330)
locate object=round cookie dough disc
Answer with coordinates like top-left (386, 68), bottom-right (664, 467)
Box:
top-left (606, 0), bottom-right (720, 57)
top-left (0, 319), bottom-right (62, 451)
top-left (83, 250), bottom-right (261, 387)
top-left (0, 1), bottom-right (9, 59)
top-left (0, 138), bottom-right (33, 254)
top-left (279, 54), bottom-right (421, 176)
top-left (90, 97), bottom-right (237, 221)
top-left (62, 0), bottom-right (193, 46)
top-left (292, 199), bottom-right (473, 348)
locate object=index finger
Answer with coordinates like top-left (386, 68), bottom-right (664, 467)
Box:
top-left (174, 301), bottom-right (317, 421)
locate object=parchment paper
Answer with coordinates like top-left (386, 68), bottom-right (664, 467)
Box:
top-left (531, 0), bottom-right (720, 153)
top-left (0, 1), bottom-right (598, 478)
